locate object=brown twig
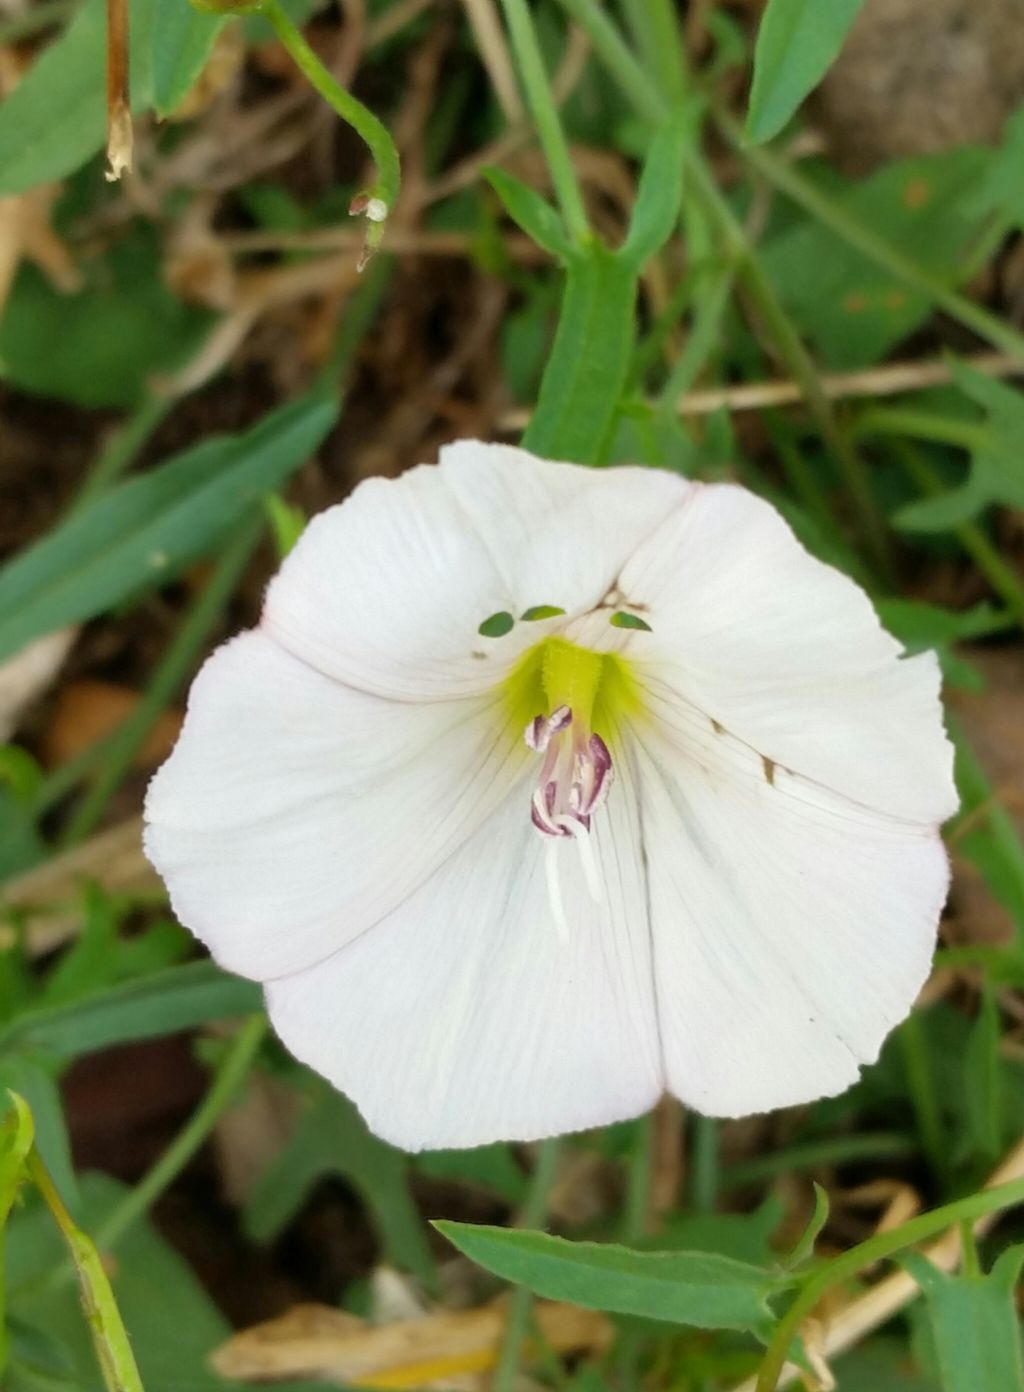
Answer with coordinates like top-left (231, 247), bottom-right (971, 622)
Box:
top-left (497, 350), bottom-right (1024, 429)
top-left (105, 0), bottom-right (132, 180)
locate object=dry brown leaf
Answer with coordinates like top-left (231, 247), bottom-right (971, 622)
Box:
top-left (2, 817), bottom-right (152, 957)
top-left (0, 626), bottom-right (77, 740)
top-left (0, 183), bottom-right (81, 315)
top-left (211, 1297), bottom-right (612, 1388)
top-left (43, 679), bottom-right (182, 770)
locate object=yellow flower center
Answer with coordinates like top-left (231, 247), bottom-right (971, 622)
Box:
top-left (502, 636), bottom-right (643, 741)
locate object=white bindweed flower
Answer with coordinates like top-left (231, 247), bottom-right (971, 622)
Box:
top-left (144, 442), bottom-right (957, 1151)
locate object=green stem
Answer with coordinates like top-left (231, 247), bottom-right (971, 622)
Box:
top-left (887, 437), bottom-right (1024, 624)
top-left (616, 0), bottom-right (684, 104)
top-left (492, 1138), bottom-right (562, 1392)
top-left (557, 0), bottom-right (664, 123)
top-left (855, 406), bottom-right (991, 455)
top-left (897, 1010), bottom-right (947, 1184)
top-left (720, 108), bottom-right (1024, 363)
top-left (656, 262), bottom-right (736, 407)
top-left (756, 1174), bottom-right (1024, 1391)
top-left (262, 0), bottom-right (399, 211)
top-left (27, 1149), bottom-right (146, 1392)
top-left (94, 1015), bottom-right (267, 1253)
top-left (58, 516), bottom-right (262, 847)
top-left (498, 0), bottom-right (590, 243)
top-left (622, 1113), bottom-right (654, 1242)
top-left (721, 1133), bottom-right (916, 1190)
top-left (687, 154), bottom-right (892, 577)
top-left (689, 1114), bottom-right (719, 1214)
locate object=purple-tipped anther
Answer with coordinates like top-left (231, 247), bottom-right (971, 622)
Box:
top-left (525, 710), bottom-right (614, 839)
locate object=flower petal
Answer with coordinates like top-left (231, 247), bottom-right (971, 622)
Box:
top-left (620, 484), bottom-right (957, 824)
top-left (630, 708), bottom-right (950, 1117)
top-left (265, 753), bottom-right (661, 1150)
top-left (439, 441), bottom-right (689, 615)
top-left (263, 462), bottom-right (515, 700)
top-left (263, 444), bottom-right (689, 701)
top-left (144, 630), bottom-right (527, 980)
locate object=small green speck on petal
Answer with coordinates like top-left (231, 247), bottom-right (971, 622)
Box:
top-left (521, 605), bottom-right (566, 621)
top-left (610, 611), bottom-right (652, 631)
top-left (478, 611), bottom-right (515, 638)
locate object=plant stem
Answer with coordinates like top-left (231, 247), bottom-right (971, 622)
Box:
top-left (721, 1132), bottom-right (916, 1190)
top-left (897, 1010), bottom-right (947, 1184)
top-left (719, 108), bottom-right (1024, 364)
top-left (888, 438), bottom-right (1024, 624)
top-left (262, 0), bottom-right (399, 211)
top-left (657, 262), bottom-right (736, 407)
top-left (492, 1137), bottom-right (562, 1392)
top-left (58, 516), bottom-right (262, 847)
top-left (93, 1015), bottom-right (267, 1253)
top-left (498, 0), bottom-right (590, 243)
top-left (855, 406), bottom-right (990, 455)
top-left (622, 1113), bottom-right (653, 1242)
top-left (686, 154), bottom-right (892, 577)
top-left (756, 1174), bottom-right (1024, 1391)
top-left (689, 1114), bottom-right (719, 1213)
top-left (556, 0), bottom-right (664, 123)
top-left (27, 1149), bottom-right (146, 1392)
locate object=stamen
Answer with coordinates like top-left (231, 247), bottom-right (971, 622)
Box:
top-left (545, 840), bottom-right (571, 945)
top-left (573, 824), bottom-right (603, 905)
top-left (525, 705), bottom-right (614, 938)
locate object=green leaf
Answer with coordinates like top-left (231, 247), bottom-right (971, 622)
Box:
top-left (746, 0), bottom-right (865, 143)
top-left (876, 600), bottom-right (1013, 651)
top-left (784, 1183), bottom-right (829, 1268)
top-left (895, 364), bottom-right (1024, 531)
top-left (901, 1248), bottom-right (1024, 1392)
top-left (619, 112), bottom-right (689, 270)
top-left (0, 226), bottom-right (209, 409)
top-left (762, 150), bottom-right (989, 369)
top-left (244, 1076), bottom-right (436, 1290)
top-left (0, 392), bottom-right (336, 664)
top-left (0, 0), bottom-right (155, 196)
top-left (152, 2), bottom-right (229, 117)
top-left (971, 107), bottom-right (1024, 229)
top-left (483, 167), bottom-right (572, 260)
top-left (524, 243), bottom-right (636, 463)
top-left (0, 960), bottom-right (261, 1058)
top-left (435, 1223), bottom-right (789, 1337)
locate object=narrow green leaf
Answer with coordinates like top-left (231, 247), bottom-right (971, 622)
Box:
top-left (435, 1223), bottom-right (788, 1337)
top-left (524, 244), bottom-right (636, 463)
top-left (618, 113), bottom-right (689, 270)
top-left (483, 167), bottom-right (572, 260)
top-left (152, 1), bottom-right (228, 117)
top-left (784, 1183), bottom-right (829, 1268)
top-left (0, 392), bottom-right (336, 663)
top-left (0, 0), bottom-right (154, 196)
top-left (902, 1249), bottom-right (1024, 1392)
top-left (0, 960), bottom-right (261, 1058)
top-left (746, 0), bottom-right (865, 144)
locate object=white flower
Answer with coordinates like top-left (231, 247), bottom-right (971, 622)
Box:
top-left (144, 442), bottom-right (957, 1151)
